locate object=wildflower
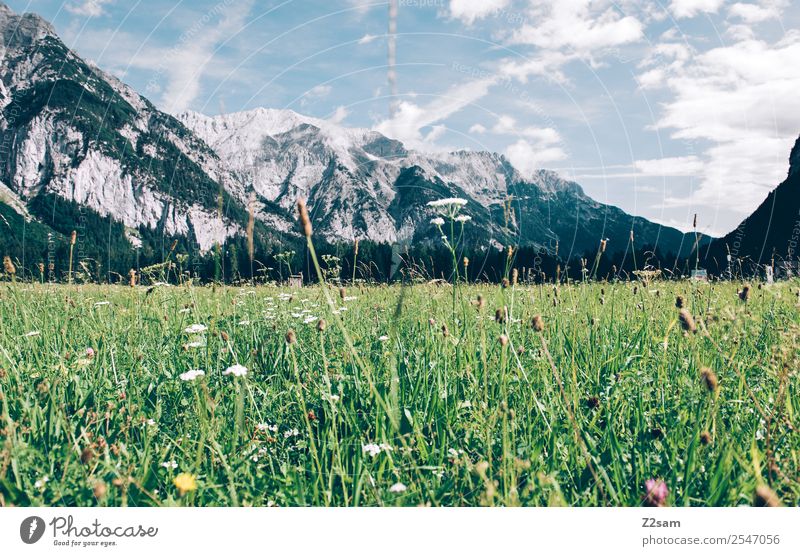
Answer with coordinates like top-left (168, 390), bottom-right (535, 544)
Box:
top-left (160, 461), bottom-right (178, 469)
top-left (427, 198), bottom-right (468, 212)
top-left (499, 334), bottom-right (509, 347)
top-left (378, 335), bottom-right (390, 342)
top-left (80, 447), bottom-right (94, 465)
top-left (238, 320), bottom-right (251, 326)
top-left (179, 369), bottom-right (205, 382)
top-left (643, 479), bottom-right (668, 507)
top-left (283, 428), bottom-right (300, 438)
top-left (93, 301), bottom-right (111, 307)
top-left (753, 485), bottom-right (781, 507)
top-left (362, 443), bottom-right (392, 457)
top-left (430, 217), bottom-right (445, 226)
top-left (173, 473), bottom-right (197, 496)
top-left (454, 215), bottom-right (472, 223)
top-left (700, 367), bottom-right (718, 393)
top-left (303, 316), bottom-right (318, 324)
top-left (184, 324), bottom-right (207, 334)
top-left (34, 476), bottom-right (49, 489)
top-left (183, 341), bottom-right (205, 349)
top-left (257, 423), bottom-right (278, 433)
top-left (146, 418), bottom-right (156, 426)
top-left (85, 347), bottom-right (95, 359)
top-left (389, 482), bottom-right (407, 493)
top-left (223, 364), bottom-right (248, 377)
top-left (678, 309), bottom-right (696, 333)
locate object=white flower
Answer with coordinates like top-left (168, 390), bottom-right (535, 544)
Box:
top-left (362, 443), bottom-right (393, 457)
top-left (183, 341), bottom-right (205, 349)
top-left (160, 461), bottom-right (178, 469)
top-left (223, 364), bottom-right (248, 377)
top-left (455, 215), bottom-right (472, 223)
top-left (389, 482), bottom-right (407, 493)
top-left (24, 331), bottom-right (40, 338)
top-left (430, 217), bottom-right (445, 226)
top-left (178, 308), bottom-right (191, 314)
top-left (238, 320), bottom-right (251, 326)
top-left (93, 301), bottom-right (111, 307)
top-left (427, 198), bottom-right (468, 209)
top-left (180, 369), bottom-right (205, 382)
top-left (257, 423), bottom-right (278, 432)
top-left (184, 324), bottom-right (207, 334)
top-left (146, 418), bottom-right (156, 426)
top-left (34, 476), bottom-right (49, 489)
top-left (283, 428), bottom-right (300, 438)
top-left (303, 316), bottom-right (319, 324)
top-left (343, 296), bottom-right (357, 302)
top-left (378, 335), bottom-right (390, 342)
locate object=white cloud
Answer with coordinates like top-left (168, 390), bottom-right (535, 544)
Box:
top-left (160, 1), bottom-right (255, 113)
top-left (669, 0), bottom-right (725, 19)
top-left (358, 33), bottom-right (378, 45)
top-left (329, 106), bottom-right (348, 124)
top-left (728, 1), bottom-right (787, 22)
top-left (509, 1), bottom-right (643, 55)
top-left (449, 0), bottom-right (511, 25)
top-left (505, 139), bottom-right (567, 176)
top-left (645, 34), bottom-right (800, 215)
top-left (469, 123), bottom-right (487, 134)
top-left (633, 156), bottom-right (705, 176)
top-left (375, 77), bottom-right (496, 149)
top-left (66, 0), bottom-right (113, 17)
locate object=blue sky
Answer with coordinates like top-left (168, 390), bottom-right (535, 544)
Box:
top-left (8, 0), bottom-right (800, 235)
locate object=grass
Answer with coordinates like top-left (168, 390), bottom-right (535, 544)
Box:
top-left (0, 279), bottom-right (798, 507)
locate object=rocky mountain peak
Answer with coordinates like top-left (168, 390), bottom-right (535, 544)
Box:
top-left (0, 3), bottom-right (56, 48)
top-left (789, 134), bottom-right (800, 178)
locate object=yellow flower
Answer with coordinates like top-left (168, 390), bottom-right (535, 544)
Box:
top-left (173, 473), bottom-right (197, 496)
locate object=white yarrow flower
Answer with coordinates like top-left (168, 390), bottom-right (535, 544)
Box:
top-left (455, 215), bottom-right (472, 223)
top-left (389, 482), bottom-right (407, 493)
top-left (378, 335), bottom-right (390, 342)
top-left (184, 324), bottom-right (207, 334)
top-left (223, 364), bottom-right (248, 377)
top-left (430, 217), bottom-right (445, 226)
top-left (180, 369), bottom-right (205, 382)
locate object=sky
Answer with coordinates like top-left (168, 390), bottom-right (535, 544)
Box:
top-left (7, 0), bottom-right (800, 236)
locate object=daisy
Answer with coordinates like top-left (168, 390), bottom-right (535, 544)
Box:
top-left (223, 364), bottom-right (248, 377)
top-left (179, 369), bottom-right (205, 382)
top-left (184, 324), bottom-right (207, 334)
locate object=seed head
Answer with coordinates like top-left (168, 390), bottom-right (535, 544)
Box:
top-left (296, 198), bottom-right (313, 237)
top-left (70, 230), bottom-right (77, 246)
top-left (501, 278), bottom-right (510, 289)
top-left (316, 319), bottom-right (327, 332)
top-left (700, 431), bottom-right (712, 445)
top-left (499, 334), bottom-right (509, 347)
top-left (285, 329), bottom-right (297, 345)
top-left (476, 294), bottom-right (485, 309)
top-left (80, 447), bottom-right (94, 465)
top-left (441, 324), bottom-right (449, 338)
top-left (700, 367), bottom-right (718, 392)
top-left (531, 315), bottom-right (545, 332)
top-left (675, 295), bottom-right (684, 309)
top-left (753, 485), bottom-right (781, 507)
top-left (511, 268), bottom-right (518, 286)
top-left (495, 307), bottom-right (507, 324)
top-left (339, 287), bottom-right (346, 300)
top-left (739, 284), bottom-right (751, 302)
top-left (678, 308), bottom-right (696, 333)
top-left (3, 256), bottom-right (15, 276)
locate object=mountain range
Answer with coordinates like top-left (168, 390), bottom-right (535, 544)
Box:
top-left (4, 2), bottom-right (780, 282)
